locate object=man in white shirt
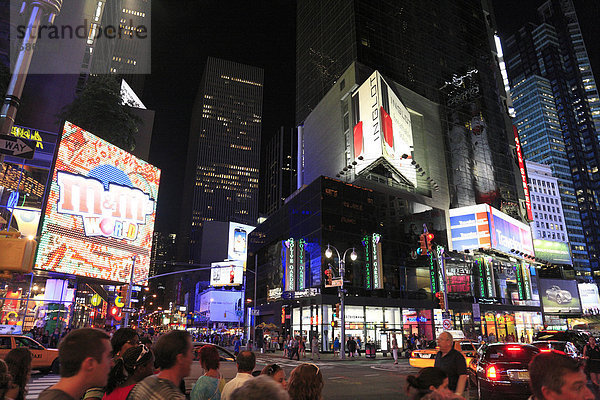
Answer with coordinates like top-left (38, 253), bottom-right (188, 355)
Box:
top-left (221, 351), bottom-right (256, 400)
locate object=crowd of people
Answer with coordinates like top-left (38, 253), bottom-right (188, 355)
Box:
top-left (1, 327), bottom-right (597, 400)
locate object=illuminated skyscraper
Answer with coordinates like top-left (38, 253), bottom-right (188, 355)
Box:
top-left (180, 57), bottom-right (263, 262)
top-left (504, 0), bottom-right (600, 277)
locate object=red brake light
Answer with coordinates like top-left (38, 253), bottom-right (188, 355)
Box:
top-left (486, 365), bottom-right (498, 380)
top-left (540, 349), bottom-right (551, 352)
top-left (507, 346), bottom-right (522, 351)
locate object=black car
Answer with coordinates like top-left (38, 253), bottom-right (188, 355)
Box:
top-left (470, 343), bottom-right (540, 400)
top-left (533, 330), bottom-right (589, 352)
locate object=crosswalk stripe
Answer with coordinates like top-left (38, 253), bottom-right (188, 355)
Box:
top-left (26, 374), bottom-right (60, 400)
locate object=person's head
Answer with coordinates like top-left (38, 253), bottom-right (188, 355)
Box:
top-left (111, 327), bottom-right (139, 357)
top-left (230, 375), bottom-right (290, 400)
top-left (0, 359), bottom-right (11, 400)
top-left (405, 367), bottom-right (448, 399)
top-left (287, 363), bottom-right (324, 400)
top-left (588, 337), bottom-right (595, 346)
top-left (154, 330), bottom-right (192, 377)
top-left (4, 347), bottom-right (32, 391)
top-left (199, 345), bottom-right (220, 371)
top-left (58, 328), bottom-right (112, 388)
top-left (236, 351), bottom-right (256, 373)
top-left (261, 363), bottom-right (286, 388)
top-left (105, 344), bottom-right (154, 394)
top-left (437, 332), bottom-right (453, 354)
top-left (529, 351), bottom-right (594, 400)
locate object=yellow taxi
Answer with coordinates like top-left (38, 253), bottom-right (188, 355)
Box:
top-left (0, 335), bottom-right (59, 373)
top-left (409, 338), bottom-right (478, 369)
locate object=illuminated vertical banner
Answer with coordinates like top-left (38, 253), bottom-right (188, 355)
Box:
top-left (513, 126), bottom-right (533, 221)
top-left (436, 246), bottom-right (445, 293)
top-left (521, 262), bottom-right (532, 300)
top-left (284, 239), bottom-right (295, 292)
top-left (474, 258), bottom-right (487, 297)
top-left (429, 254), bottom-right (438, 293)
top-left (483, 257), bottom-right (496, 298)
top-left (297, 239), bottom-right (306, 291)
top-left (372, 233), bottom-right (383, 289)
top-left (362, 235), bottom-right (371, 290)
top-left (515, 263), bottom-right (525, 300)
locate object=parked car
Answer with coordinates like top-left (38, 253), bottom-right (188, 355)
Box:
top-left (469, 343), bottom-right (540, 400)
top-left (546, 285), bottom-right (572, 304)
top-left (409, 339), bottom-right (478, 369)
top-left (534, 330), bottom-right (589, 352)
top-left (0, 335), bottom-right (59, 374)
top-left (531, 340), bottom-right (582, 360)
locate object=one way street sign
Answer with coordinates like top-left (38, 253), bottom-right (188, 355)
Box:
top-left (0, 134), bottom-right (36, 159)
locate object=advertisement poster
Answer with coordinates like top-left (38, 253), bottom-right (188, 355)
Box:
top-left (533, 239), bottom-right (572, 265)
top-left (35, 122), bottom-right (160, 283)
top-left (227, 222), bottom-right (255, 263)
top-left (578, 283), bottom-right (600, 313)
top-left (210, 261), bottom-right (244, 286)
top-left (352, 71), bottom-right (416, 185)
top-left (449, 204), bottom-right (534, 257)
top-left (538, 279), bottom-right (581, 314)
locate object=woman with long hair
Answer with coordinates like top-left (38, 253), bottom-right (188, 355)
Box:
top-left (191, 345), bottom-right (225, 400)
top-left (4, 348), bottom-right (32, 400)
top-left (287, 363), bottom-right (323, 400)
top-left (102, 345), bottom-right (154, 400)
top-left (261, 363), bottom-right (286, 388)
top-left (0, 359), bottom-right (11, 400)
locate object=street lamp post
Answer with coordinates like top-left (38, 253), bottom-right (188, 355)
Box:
top-left (325, 244), bottom-right (357, 359)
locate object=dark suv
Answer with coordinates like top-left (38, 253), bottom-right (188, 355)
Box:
top-left (470, 343), bottom-right (540, 400)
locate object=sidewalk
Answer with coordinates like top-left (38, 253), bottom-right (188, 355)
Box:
top-left (253, 348), bottom-right (396, 362)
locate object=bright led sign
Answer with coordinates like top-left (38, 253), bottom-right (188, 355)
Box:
top-left (35, 122), bottom-right (160, 283)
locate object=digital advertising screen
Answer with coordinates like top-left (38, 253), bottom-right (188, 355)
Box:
top-left (533, 239), bottom-right (572, 265)
top-left (352, 71), bottom-right (416, 185)
top-left (227, 222), bottom-right (255, 263)
top-left (210, 261), bottom-right (244, 287)
top-left (34, 122), bottom-right (160, 284)
top-left (538, 279), bottom-right (581, 314)
top-left (578, 283), bottom-right (600, 313)
top-left (449, 204), bottom-right (534, 257)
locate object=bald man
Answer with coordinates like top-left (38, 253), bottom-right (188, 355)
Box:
top-left (433, 331), bottom-right (468, 397)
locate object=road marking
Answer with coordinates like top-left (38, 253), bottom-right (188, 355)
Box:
top-left (328, 376), bottom-right (346, 379)
top-left (364, 373), bottom-right (379, 376)
top-left (26, 374), bottom-right (60, 400)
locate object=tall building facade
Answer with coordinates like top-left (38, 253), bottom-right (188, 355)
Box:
top-left (296, 0), bottom-right (527, 222)
top-left (179, 57), bottom-right (263, 262)
top-left (504, 0), bottom-right (600, 276)
top-left (526, 161), bottom-right (569, 244)
top-left (261, 127), bottom-right (297, 216)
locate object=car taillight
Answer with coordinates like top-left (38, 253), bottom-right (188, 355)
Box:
top-left (486, 365), bottom-right (499, 380)
top-left (540, 349), bottom-right (551, 352)
top-left (411, 351), bottom-right (417, 358)
top-left (507, 346), bottom-right (522, 351)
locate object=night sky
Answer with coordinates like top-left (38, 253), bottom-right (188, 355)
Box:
top-left (145, 0), bottom-right (599, 233)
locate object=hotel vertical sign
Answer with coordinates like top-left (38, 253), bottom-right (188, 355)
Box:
top-left (284, 238), bottom-right (295, 292)
top-left (372, 233), bottom-right (383, 289)
top-left (297, 239), bottom-right (306, 291)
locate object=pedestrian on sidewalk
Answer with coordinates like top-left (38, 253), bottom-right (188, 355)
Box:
top-left (233, 336), bottom-right (241, 356)
top-left (299, 337), bottom-right (306, 359)
top-left (333, 336), bottom-right (340, 358)
top-left (392, 334), bottom-right (399, 365)
top-left (310, 335), bottom-right (320, 360)
top-left (347, 337), bottom-right (356, 358)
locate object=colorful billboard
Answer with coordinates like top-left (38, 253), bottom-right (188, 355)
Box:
top-left (210, 261), bottom-right (244, 287)
top-left (352, 71), bottom-right (416, 185)
top-left (449, 204), bottom-right (534, 256)
top-left (35, 122), bottom-right (160, 283)
top-left (513, 126), bottom-right (533, 221)
top-left (227, 222), bottom-right (255, 263)
top-left (533, 239), bottom-right (572, 265)
top-left (538, 279), bottom-right (581, 314)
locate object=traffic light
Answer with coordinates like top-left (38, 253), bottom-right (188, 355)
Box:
top-left (331, 321), bottom-right (338, 327)
top-left (435, 291), bottom-right (445, 310)
top-left (426, 233), bottom-right (435, 251)
top-left (335, 303), bottom-right (340, 317)
top-left (418, 234), bottom-right (427, 255)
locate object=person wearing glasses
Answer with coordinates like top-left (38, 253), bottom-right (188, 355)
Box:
top-left (191, 345), bottom-right (226, 400)
top-left (287, 364), bottom-right (323, 400)
top-left (103, 345), bottom-right (154, 400)
top-left (260, 363), bottom-right (286, 388)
